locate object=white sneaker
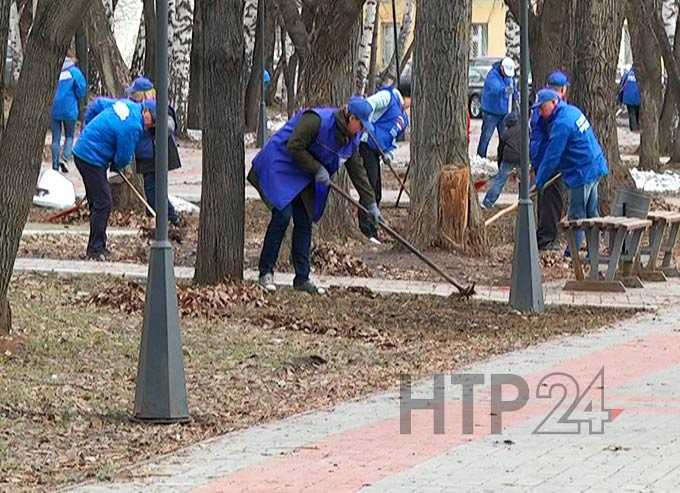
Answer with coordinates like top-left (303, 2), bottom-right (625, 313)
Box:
top-left (258, 273), bottom-right (276, 292)
top-left (480, 203), bottom-right (488, 210)
top-left (368, 237), bottom-right (382, 245)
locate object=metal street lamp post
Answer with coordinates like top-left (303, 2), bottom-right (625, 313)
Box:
top-left (256, 0), bottom-right (268, 148)
top-left (133, 0), bottom-right (190, 423)
top-left (509, 0), bottom-right (545, 313)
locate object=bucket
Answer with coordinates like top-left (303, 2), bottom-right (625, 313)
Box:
top-left (613, 188), bottom-right (651, 218)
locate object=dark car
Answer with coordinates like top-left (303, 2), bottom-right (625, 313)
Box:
top-left (400, 57), bottom-right (529, 119)
top-left (467, 57), bottom-right (502, 118)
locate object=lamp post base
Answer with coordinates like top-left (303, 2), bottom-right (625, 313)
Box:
top-left (509, 199), bottom-right (545, 313)
top-left (133, 240), bottom-right (189, 423)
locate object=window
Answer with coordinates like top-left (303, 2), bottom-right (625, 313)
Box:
top-left (471, 23), bottom-right (488, 58)
top-left (382, 22), bottom-right (401, 67)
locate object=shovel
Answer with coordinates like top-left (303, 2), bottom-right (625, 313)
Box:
top-left (116, 170), bottom-right (157, 218)
top-left (484, 173), bottom-right (561, 227)
top-left (329, 182), bottom-right (476, 297)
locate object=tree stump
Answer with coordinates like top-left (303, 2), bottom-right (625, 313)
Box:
top-left (0, 299), bottom-right (11, 336)
top-left (438, 165), bottom-right (469, 247)
top-left (109, 168), bottom-right (145, 212)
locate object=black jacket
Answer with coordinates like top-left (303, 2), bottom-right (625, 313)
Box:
top-left (135, 106), bottom-right (183, 175)
top-left (497, 112), bottom-right (521, 166)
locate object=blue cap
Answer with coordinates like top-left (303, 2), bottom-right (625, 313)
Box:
top-left (547, 70), bottom-right (569, 87)
top-left (347, 96), bottom-right (374, 134)
top-left (127, 76), bottom-right (154, 94)
top-left (141, 99), bottom-right (157, 120)
top-left (532, 89), bottom-right (561, 109)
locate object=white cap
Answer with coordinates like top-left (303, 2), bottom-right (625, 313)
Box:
top-left (501, 57), bottom-right (516, 77)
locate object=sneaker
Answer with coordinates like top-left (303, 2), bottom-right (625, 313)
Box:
top-left (258, 273), bottom-right (276, 292)
top-left (86, 248), bottom-right (112, 261)
top-left (539, 241), bottom-right (561, 252)
top-left (294, 280), bottom-right (326, 295)
top-left (368, 236), bottom-right (382, 245)
top-left (480, 203), bottom-right (489, 210)
top-left (59, 159), bottom-right (69, 173)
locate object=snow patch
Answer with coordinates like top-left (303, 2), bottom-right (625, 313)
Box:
top-left (169, 195), bottom-right (200, 215)
top-left (631, 168), bottom-right (680, 193)
top-left (470, 155), bottom-right (499, 177)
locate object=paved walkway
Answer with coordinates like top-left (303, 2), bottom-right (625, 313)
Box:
top-left (60, 302), bottom-right (680, 492)
top-left (14, 256), bottom-right (680, 310)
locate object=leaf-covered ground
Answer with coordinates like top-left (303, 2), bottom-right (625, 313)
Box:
top-left (1, 273), bottom-right (637, 491)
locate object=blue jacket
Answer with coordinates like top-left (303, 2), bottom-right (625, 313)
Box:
top-left (73, 99), bottom-right (145, 170)
top-left (366, 86), bottom-right (409, 155)
top-left (535, 101), bottom-right (608, 190)
top-left (51, 59), bottom-right (87, 121)
top-left (618, 68), bottom-right (641, 106)
top-left (252, 108), bottom-right (360, 222)
top-left (481, 62), bottom-right (518, 116)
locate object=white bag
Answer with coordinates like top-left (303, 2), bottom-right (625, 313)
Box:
top-left (33, 169), bottom-right (76, 210)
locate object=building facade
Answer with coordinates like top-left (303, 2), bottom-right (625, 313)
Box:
top-left (374, 0), bottom-right (509, 71)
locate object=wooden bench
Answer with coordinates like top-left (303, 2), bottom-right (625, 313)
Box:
top-left (560, 216), bottom-right (651, 292)
top-left (637, 211), bottom-right (680, 281)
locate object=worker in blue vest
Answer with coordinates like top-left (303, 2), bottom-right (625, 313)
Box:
top-left (531, 70), bottom-right (569, 251)
top-left (73, 99), bottom-right (156, 260)
top-left (533, 89), bottom-right (608, 254)
top-left (358, 83), bottom-right (411, 243)
top-left (50, 53), bottom-right (87, 173)
top-left (477, 57), bottom-right (519, 158)
top-left (618, 66), bottom-right (640, 131)
top-left (248, 96), bottom-right (379, 295)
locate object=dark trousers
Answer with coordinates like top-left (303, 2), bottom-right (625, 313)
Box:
top-left (536, 177), bottom-right (564, 249)
top-left (258, 195), bottom-right (312, 286)
top-left (358, 142), bottom-right (382, 238)
top-left (75, 156), bottom-right (112, 254)
top-left (142, 172), bottom-right (178, 224)
top-left (627, 105), bottom-right (640, 131)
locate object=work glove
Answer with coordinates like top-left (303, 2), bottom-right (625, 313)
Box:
top-left (315, 166), bottom-right (331, 186)
top-left (367, 202), bottom-right (383, 226)
top-left (382, 153), bottom-right (393, 166)
top-left (505, 85), bottom-right (513, 96)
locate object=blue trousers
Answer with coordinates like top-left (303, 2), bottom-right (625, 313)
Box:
top-left (51, 119), bottom-right (76, 170)
top-left (142, 172), bottom-right (178, 224)
top-left (483, 161), bottom-right (515, 208)
top-left (477, 111), bottom-right (505, 158)
top-left (568, 179), bottom-right (600, 249)
top-left (258, 195), bottom-right (312, 286)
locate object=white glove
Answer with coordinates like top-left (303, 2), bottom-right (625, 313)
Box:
top-left (367, 202), bottom-right (383, 226)
top-left (315, 167), bottom-right (331, 185)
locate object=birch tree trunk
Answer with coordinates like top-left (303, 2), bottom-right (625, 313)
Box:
top-left (354, 0), bottom-right (377, 94)
top-left (169, 0), bottom-right (193, 135)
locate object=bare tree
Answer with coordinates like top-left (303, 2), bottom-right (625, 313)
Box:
top-left (409, 0), bottom-right (485, 252)
top-left (505, 0), bottom-right (577, 93)
top-left (0, 0), bottom-right (94, 335)
top-left (187, 0), bottom-right (203, 129)
top-left (194, 0), bottom-right (245, 284)
top-left (570, 0), bottom-right (634, 209)
top-left (87, 0), bottom-right (129, 96)
top-left (376, 0), bottom-right (415, 86)
top-left (627, 0), bottom-right (663, 171)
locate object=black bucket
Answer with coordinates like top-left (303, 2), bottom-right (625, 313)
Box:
top-left (613, 189), bottom-right (651, 219)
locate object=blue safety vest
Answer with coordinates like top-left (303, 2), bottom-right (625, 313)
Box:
top-left (252, 108), bottom-right (360, 222)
